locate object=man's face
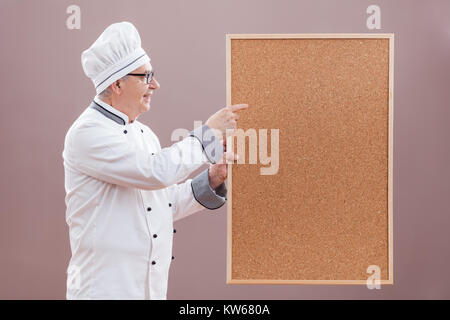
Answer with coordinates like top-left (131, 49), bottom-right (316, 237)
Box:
top-left (119, 62), bottom-right (160, 118)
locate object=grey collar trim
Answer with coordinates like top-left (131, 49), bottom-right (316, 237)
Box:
top-left (90, 101), bottom-right (126, 125)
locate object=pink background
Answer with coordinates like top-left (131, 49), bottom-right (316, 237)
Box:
top-left (0, 0), bottom-right (449, 299)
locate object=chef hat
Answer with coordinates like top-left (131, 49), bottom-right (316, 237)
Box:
top-left (81, 21), bottom-right (150, 94)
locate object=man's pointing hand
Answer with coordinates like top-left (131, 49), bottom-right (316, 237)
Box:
top-left (205, 104), bottom-right (248, 139)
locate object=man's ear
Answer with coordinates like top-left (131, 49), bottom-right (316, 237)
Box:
top-left (110, 80), bottom-right (122, 95)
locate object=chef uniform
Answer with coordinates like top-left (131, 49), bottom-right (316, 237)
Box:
top-left (63, 22), bottom-right (226, 300)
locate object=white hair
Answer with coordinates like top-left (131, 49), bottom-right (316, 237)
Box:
top-left (98, 75), bottom-right (130, 99)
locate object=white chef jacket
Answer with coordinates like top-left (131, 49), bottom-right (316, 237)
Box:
top-left (63, 97), bottom-right (226, 300)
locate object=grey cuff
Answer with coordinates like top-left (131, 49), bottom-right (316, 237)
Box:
top-left (189, 125), bottom-right (223, 164)
top-left (191, 168), bottom-right (227, 210)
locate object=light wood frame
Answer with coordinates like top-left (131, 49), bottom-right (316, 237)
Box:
top-left (226, 33), bottom-right (394, 285)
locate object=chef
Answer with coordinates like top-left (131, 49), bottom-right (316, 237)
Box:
top-left (62, 21), bottom-right (247, 299)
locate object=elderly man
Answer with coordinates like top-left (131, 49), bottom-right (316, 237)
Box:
top-left (62, 21), bottom-right (247, 299)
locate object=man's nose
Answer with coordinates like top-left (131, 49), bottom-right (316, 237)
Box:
top-left (149, 77), bottom-right (160, 90)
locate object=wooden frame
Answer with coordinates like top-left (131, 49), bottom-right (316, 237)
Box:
top-left (226, 34), bottom-right (394, 285)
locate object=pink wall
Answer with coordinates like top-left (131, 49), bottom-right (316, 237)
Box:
top-left (0, 0), bottom-right (449, 299)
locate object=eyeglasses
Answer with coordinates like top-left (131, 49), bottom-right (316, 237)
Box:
top-left (127, 70), bottom-right (155, 84)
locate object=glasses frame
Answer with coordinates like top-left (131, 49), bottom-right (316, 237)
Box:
top-left (127, 70), bottom-right (155, 84)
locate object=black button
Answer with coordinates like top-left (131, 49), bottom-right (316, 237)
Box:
top-left (147, 207), bottom-right (151, 211)
top-left (173, 229), bottom-right (176, 233)
top-left (153, 234), bottom-right (157, 238)
top-left (168, 203), bottom-right (172, 207)
top-left (123, 130), bottom-right (127, 134)
top-left (151, 261), bottom-right (156, 265)
top-left (141, 129), bottom-right (144, 133)
top-left (172, 256), bottom-right (174, 260)
top-left (151, 153), bottom-right (155, 155)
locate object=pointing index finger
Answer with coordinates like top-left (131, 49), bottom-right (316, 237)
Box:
top-left (229, 104), bottom-right (248, 112)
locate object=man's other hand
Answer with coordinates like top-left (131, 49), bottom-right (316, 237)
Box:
top-left (208, 139), bottom-right (237, 190)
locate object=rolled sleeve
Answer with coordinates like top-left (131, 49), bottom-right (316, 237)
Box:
top-left (191, 168), bottom-right (227, 210)
top-left (189, 125), bottom-right (223, 164)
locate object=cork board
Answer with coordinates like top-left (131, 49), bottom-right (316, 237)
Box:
top-left (226, 34), bottom-right (394, 284)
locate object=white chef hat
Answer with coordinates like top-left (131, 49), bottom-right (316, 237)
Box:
top-left (81, 21), bottom-right (150, 94)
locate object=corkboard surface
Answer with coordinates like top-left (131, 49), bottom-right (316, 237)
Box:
top-left (227, 34), bottom-right (393, 284)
